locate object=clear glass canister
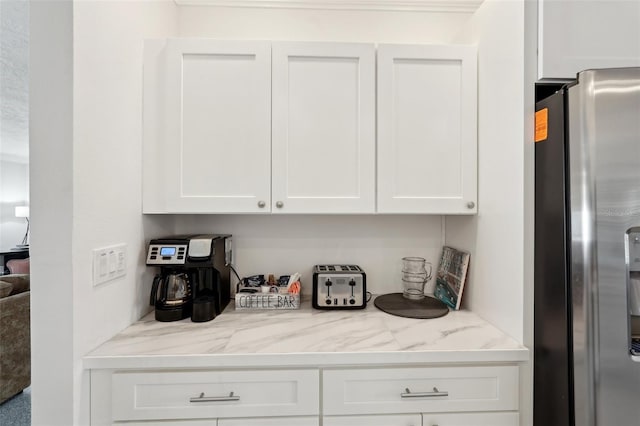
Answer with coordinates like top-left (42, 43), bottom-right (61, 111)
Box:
top-left (401, 257), bottom-right (433, 300)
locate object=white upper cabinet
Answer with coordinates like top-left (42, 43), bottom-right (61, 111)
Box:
top-left (143, 39), bottom-right (272, 213)
top-left (143, 40), bottom-right (477, 215)
top-left (271, 42), bottom-right (376, 214)
top-left (377, 44), bottom-right (477, 214)
top-left (539, 0), bottom-right (640, 79)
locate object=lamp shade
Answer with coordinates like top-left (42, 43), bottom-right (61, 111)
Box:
top-left (15, 206), bottom-right (29, 218)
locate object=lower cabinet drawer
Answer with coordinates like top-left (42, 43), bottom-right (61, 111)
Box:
top-left (111, 369), bottom-right (319, 421)
top-left (115, 418), bottom-right (319, 426)
top-left (218, 416), bottom-right (319, 426)
top-left (322, 365), bottom-right (519, 415)
top-left (323, 412), bottom-right (518, 426)
top-left (114, 421), bottom-right (217, 426)
top-left (324, 414), bottom-right (422, 426)
top-left (422, 411), bottom-right (519, 426)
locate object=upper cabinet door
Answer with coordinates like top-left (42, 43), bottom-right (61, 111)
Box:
top-left (271, 42), bottom-right (376, 214)
top-left (143, 39), bottom-right (272, 213)
top-left (377, 44), bottom-right (477, 214)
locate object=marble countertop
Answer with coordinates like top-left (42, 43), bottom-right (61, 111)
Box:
top-left (84, 297), bottom-right (528, 369)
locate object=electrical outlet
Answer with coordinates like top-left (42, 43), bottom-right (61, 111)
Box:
top-left (93, 243), bottom-right (127, 286)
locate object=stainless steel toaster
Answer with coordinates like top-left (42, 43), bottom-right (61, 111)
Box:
top-left (312, 264), bottom-right (366, 309)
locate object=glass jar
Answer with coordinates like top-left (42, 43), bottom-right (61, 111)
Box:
top-left (401, 257), bottom-right (433, 300)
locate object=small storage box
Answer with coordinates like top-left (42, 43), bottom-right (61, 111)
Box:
top-left (235, 274), bottom-right (301, 310)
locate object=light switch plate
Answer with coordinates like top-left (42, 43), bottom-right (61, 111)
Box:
top-left (93, 243), bottom-right (127, 286)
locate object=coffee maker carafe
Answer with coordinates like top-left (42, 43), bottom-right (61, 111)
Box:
top-left (150, 272), bottom-right (192, 321)
top-left (146, 234), bottom-right (232, 322)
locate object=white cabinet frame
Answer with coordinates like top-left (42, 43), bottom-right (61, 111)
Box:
top-left (271, 42), bottom-right (376, 213)
top-left (377, 44), bottom-right (477, 214)
top-left (143, 39), bottom-right (272, 213)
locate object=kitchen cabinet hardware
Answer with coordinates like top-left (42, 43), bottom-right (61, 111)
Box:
top-left (401, 387), bottom-right (448, 398)
top-left (190, 391), bottom-right (240, 403)
top-left (276, 201), bottom-right (284, 208)
top-left (467, 201), bottom-right (475, 209)
top-left (258, 201), bottom-right (266, 208)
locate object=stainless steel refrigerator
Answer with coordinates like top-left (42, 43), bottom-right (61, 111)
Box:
top-left (534, 68), bottom-right (640, 426)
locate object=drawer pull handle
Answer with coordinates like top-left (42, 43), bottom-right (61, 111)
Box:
top-left (401, 387), bottom-right (448, 398)
top-left (189, 392), bottom-right (240, 403)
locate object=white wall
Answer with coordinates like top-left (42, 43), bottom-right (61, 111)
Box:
top-left (72, 2), bottom-right (177, 424)
top-left (0, 159), bottom-right (29, 248)
top-left (30, 1), bottom-right (74, 424)
top-left (177, 5), bottom-right (472, 42)
top-left (175, 215), bottom-right (445, 296)
top-left (522, 0), bottom-right (537, 425)
top-left (538, 0), bottom-right (640, 79)
top-left (31, 1), bottom-right (177, 425)
top-left (446, 0), bottom-right (527, 342)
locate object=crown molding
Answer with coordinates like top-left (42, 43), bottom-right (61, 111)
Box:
top-left (173, 0), bottom-right (484, 13)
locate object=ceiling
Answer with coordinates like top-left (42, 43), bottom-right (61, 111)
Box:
top-left (0, 0), bottom-right (29, 163)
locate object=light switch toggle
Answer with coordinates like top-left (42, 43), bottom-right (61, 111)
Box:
top-left (93, 243), bottom-right (127, 286)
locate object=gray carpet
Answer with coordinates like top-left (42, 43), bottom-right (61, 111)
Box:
top-left (0, 387), bottom-right (30, 426)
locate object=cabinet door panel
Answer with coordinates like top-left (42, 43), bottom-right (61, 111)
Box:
top-left (219, 416), bottom-right (318, 426)
top-left (324, 414), bottom-right (421, 426)
top-left (120, 421), bottom-right (216, 426)
top-left (272, 42), bottom-right (375, 213)
top-left (144, 39), bottom-right (271, 213)
top-left (112, 369), bottom-right (319, 421)
top-left (323, 365), bottom-right (518, 415)
top-left (422, 411), bottom-right (519, 426)
top-left (377, 44), bottom-right (477, 214)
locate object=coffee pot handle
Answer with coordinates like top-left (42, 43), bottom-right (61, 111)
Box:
top-left (150, 275), bottom-right (161, 306)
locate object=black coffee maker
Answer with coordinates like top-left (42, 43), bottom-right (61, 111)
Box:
top-left (146, 234), bottom-right (232, 322)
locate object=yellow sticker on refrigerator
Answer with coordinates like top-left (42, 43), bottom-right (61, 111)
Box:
top-left (535, 108), bottom-right (548, 142)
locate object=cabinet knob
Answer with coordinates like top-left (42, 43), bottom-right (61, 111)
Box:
top-left (257, 201), bottom-right (266, 208)
top-left (466, 201), bottom-right (475, 209)
top-left (276, 201), bottom-right (284, 209)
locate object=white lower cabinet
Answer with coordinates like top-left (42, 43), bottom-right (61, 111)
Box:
top-left (90, 364), bottom-right (520, 425)
top-left (324, 412), bottom-right (518, 426)
top-left (107, 369), bottom-right (318, 423)
top-left (322, 366), bottom-right (519, 426)
top-left (218, 417), bottom-right (319, 425)
top-left (120, 418), bottom-right (318, 426)
top-left (322, 365), bottom-right (519, 415)
top-left (324, 414), bottom-right (422, 426)
top-left (422, 412), bottom-right (519, 426)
